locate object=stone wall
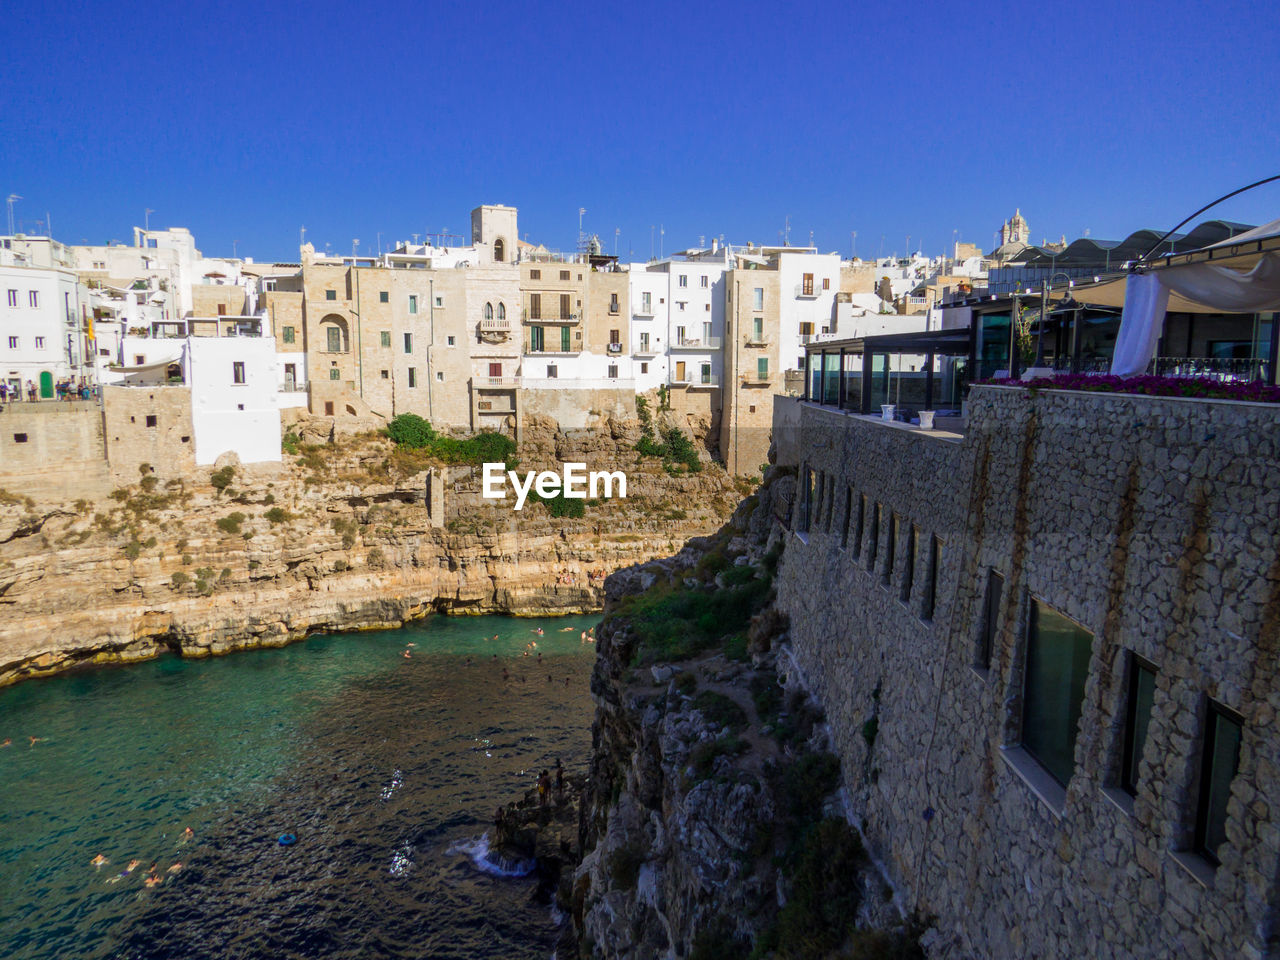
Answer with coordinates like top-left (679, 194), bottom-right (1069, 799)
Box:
top-left (0, 403), bottom-right (111, 500)
top-left (520, 386), bottom-right (635, 432)
top-left (773, 385), bottom-right (1280, 959)
top-left (102, 386), bottom-right (196, 481)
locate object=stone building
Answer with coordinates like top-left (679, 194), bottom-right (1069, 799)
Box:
top-left (772, 385), bottom-right (1280, 958)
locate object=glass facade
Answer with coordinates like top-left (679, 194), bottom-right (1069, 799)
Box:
top-left (1121, 656), bottom-right (1157, 795)
top-left (1196, 703), bottom-right (1243, 865)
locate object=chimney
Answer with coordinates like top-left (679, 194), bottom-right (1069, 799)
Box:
top-left (711, 238), bottom-right (718, 254)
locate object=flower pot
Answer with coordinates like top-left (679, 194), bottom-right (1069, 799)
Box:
top-left (880, 404), bottom-right (896, 422)
top-left (918, 410), bottom-right (935, 430)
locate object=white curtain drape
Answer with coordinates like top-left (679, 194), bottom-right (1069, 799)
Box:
top-left (1110, 252), bottom-right (1280, 376)
top-left (1110, 272), bottom-right (1170, 377)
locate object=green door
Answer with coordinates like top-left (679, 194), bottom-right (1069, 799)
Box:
top-left (39, 371), bottom-right (54, 398)
top-left (560, 325), bottom-right (571, 352)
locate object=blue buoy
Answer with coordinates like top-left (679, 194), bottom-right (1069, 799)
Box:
top-left (278, 833), bottom-right (297, 846)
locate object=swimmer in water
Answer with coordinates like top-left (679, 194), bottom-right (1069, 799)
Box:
top-left (403, 650), bottom-right (411, 659)
top-left (580, 631), bottom-right (587, 642)
top-left (29, 736), bottom-right (44, 748)
top-left (168, 862), bottom-right (182, 874)
top-left (144, 873), bottom-right (161, 888)
top-left (502, 667), bottom-right (510, 680)
top-left (564, 676), bottom-right (571, 687)
top-left (1, 738), bottom-right (9, 747)
top-left (560, 626), bottom-right (574, 632)
top-left (91, 854), bottom-right (109, 868)
top-left (407, 642), bottom-right (416, 647)
top-left (181, 827), bottom-right (194, 843)
top-left (125, 859), bottom-right (141, 874)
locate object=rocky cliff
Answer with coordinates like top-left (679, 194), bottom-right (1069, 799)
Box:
top-left (571, 470), bottom-right (928, 959)
top-left (0, 413), bottom-right (747, 688)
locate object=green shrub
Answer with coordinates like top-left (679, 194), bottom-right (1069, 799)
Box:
top-left (615, 575), bottom-right (772, 664)
top-left (366, 546), bottom-right (386, 569)
top-left (209, 466), bottom-right (235, 494)
top-left (170, 571), bottom-right (190, 589)
top-left (281, 430), bottom-right (301, 456)
top-left (219, 567), bottom-right (232, 580)
top-left (386, 414), bottom-right (516, 466)
top-left (123, 541), bottom-right (142, 561)
top-left (264, 507), bottom-right (290, 525)
top-left (534, 489), bottom-right (586, 518)
top-left (772, 818), bottom-right (866, 960)
top-left (693, 690), bottom-right (748, 733)
top-left (215, 513), bottom-right (246, 535)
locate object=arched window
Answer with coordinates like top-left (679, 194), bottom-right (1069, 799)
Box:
top-left (493, 238), bottom-right (505, 262)
top-left (484, 302), bottom-right (493, 320)
top-left (497, 302), bottom-right (506, 321)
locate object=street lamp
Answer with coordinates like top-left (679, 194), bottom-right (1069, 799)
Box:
top-left (1034, 272), bottom-right (1077, 369)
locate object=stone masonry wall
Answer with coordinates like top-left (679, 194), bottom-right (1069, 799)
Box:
top-left (773, 385), bottom-right (1280, 959)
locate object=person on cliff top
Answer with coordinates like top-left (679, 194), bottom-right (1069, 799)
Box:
top-left (537, 770), bottom-right (550, 805)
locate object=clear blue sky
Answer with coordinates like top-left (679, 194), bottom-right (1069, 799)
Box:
top-left (3, 0), bottom-right (1278, 262)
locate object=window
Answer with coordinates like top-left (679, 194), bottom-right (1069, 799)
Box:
top-left (641, 292), bottom-right (652, 313)
top-left (823, 277), bottom-right (831, 290)
top-left (559, 293), bottom-right (571, 318)
top-left (700, 275), bottom-right (708, 288)
top-left (639, 332), bottom-right (650, 352)
top-left (757, 357), bottom-right (769, 379)
top-left (6, 290), bottom-right (16, 307)
top-left (407, 367), bottom-right (417, 388)
top-left (1022, 600), bottom-right (1094, 787)
top-left (135, 354), bottom-right (145, 365)
top-left (329, 369), bottom-right (340, 381)
top-left (13, 433), bottom-right (27, 443)
top-left (436, 371), bottom-right (444, 381)
top-left (485, 302), bottom-right (493, 320)
top-left (853, 494), bottom-right (866, 559)
top-left (232, 362), bottom-right (245, 384)
top-left (922, 536), bottom-right (940, 621)
top-left (640, 362), bottom-right (648, 373)
top-left (283, 326), bottom-right (295, 344)
top-left (498, 303), bottom-right (505, 321)
top-left (866, 503), bottom-right (879, 571)
top-left (493, 238), bottom-right (504, 262)
top-left (752, 287), bottom-right (763, 310)
top-left (751, 316), bottom-right (763, 342)
top-left (610, 329), bottom-right (620, 344)
top-left (560, 326), bottom-right (571, 352)
top-left (380, 331), bottom-right (391, 348)
top-left (325, 289), bottom-right (336, 301)
top-left (559, 270), bottom-right (570, 281)
top-left (704, 303), bottom-right (711, 312)
top-left (326, 326), bottom-right (342, 352)
top-left (547, 364), bottom-right (558, 378)
top-left (530, 326), bottom-right (545, 352)
top-left (610, 293), bottom-right (619, 312)
top-left (1195, 701), bottom-right (1243, 865)
top-left (435, 297), bottom-right (442, 307)
top-left (608, 364), bottom-right (618, 378)
top-left (404, 333), bottom-right (413, 353)
top-left (530, 293), bottom-right (542, 319)
top-left (380, 291), bottom-right (389, 303)
top-left (324, 401), bottom-right (334, 415)
top-left (901, 524), bottom-right (917, 603)
top-left (530, 269), bottom-right (541, 280)
top-left (145, 415), bottom-right (157, 427)
top-left (800, 321), bottom-right (814, 337)
top-left (678, 274), bottom-right (688, 288)
top-left (1120, 655), bottom-right (1157, 796)
top-left (381, 369), bottom-right (389, 379)
top-left (408, 295), bottom-right (418, 314)
top-left (802, 273), bottom-right (814, 296)
top-left (447, 336), bottom-right (455, 346)
top-left (884, 513), bottom-right (897, 586)
top-left (217, 304), bottom-right (227, 316)
top-left (34, 336), bottom-right (45, 349)
top-left (677, 301), bottom-right (686, 311)
top-left (489, 362), bottom-right (502, 377)
top-left (700, 362), bottom-right (711, 384)
top-left (29, 290), bottom-right (39, 308)
top-left (977, 570), bottom-right (1003, 669)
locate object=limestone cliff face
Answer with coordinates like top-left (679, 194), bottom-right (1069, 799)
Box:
top-left (0, 415), bottom-right (747, 688)
top-left (572, 473), bottom-right (924, 960)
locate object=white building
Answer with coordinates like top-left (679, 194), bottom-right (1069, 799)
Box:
top-left (771, 247), bottom-right (841, 371)
top-left (0, 256), bottom-right (91, 397)
top-left (185, 334), bottom-right (282, 465)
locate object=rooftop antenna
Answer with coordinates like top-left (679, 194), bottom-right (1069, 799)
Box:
top-left (352, 238), bottom-right (359, 258)
top-left (614, 227), bottom-right (619, 256)
top-left (699, 235), bottom-right (705, 249)
top-left (809, 230), bottom-right (814, 248)
top-left (300, 226), bottom-right (306, 248)
top-left (784, 215), bottom-right (791, 246)
top-left (7, 195), bottom-right (23, 235)
top-left (577, 207), bottom-right (587, 257)
top-left (650, 225), bottom-right (654, 260)
top-left (145, 208), bottom-right (154, 232)
top-left (412, 233), bottom-right (420, 245)
top-left (233, 240), bottom-right (239, 258)
top-left (851, 230), bottom-right (857, 259)
top-left (660, 224), bottom-right (664, 259)
top-left (377, 231), bottom-right (382, 256)
top-left (46, 211), bottom-right (52, 238)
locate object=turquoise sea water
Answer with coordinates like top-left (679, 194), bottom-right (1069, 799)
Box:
top-left (0, 614), bottom-right (601, 960)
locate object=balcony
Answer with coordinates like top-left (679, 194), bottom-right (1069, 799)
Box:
top-left (524, 348), bottom-right (580, 357)
top-left (523, 309), bottom-right (580, 324)
top-left (607, 342), bottom-right (623, 354)
top-left (633, 343), bottom-right (658, 357)
top-left (480, 318), bottom-right (511, 331)
top-left (671, 374), bottom-right (720, 388)
top-left (744, 337), bottom-right (770, 347)
top-left (477, 376), bottom-right (521, 388)
top-left (670, 336), bottom-right (722, 350)
top-left (741, 371), bottom-right (774, 385)
top-left (794, 282), bottom-right (821, 299)
top-left (634, 301), bottom-right (656, 317)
